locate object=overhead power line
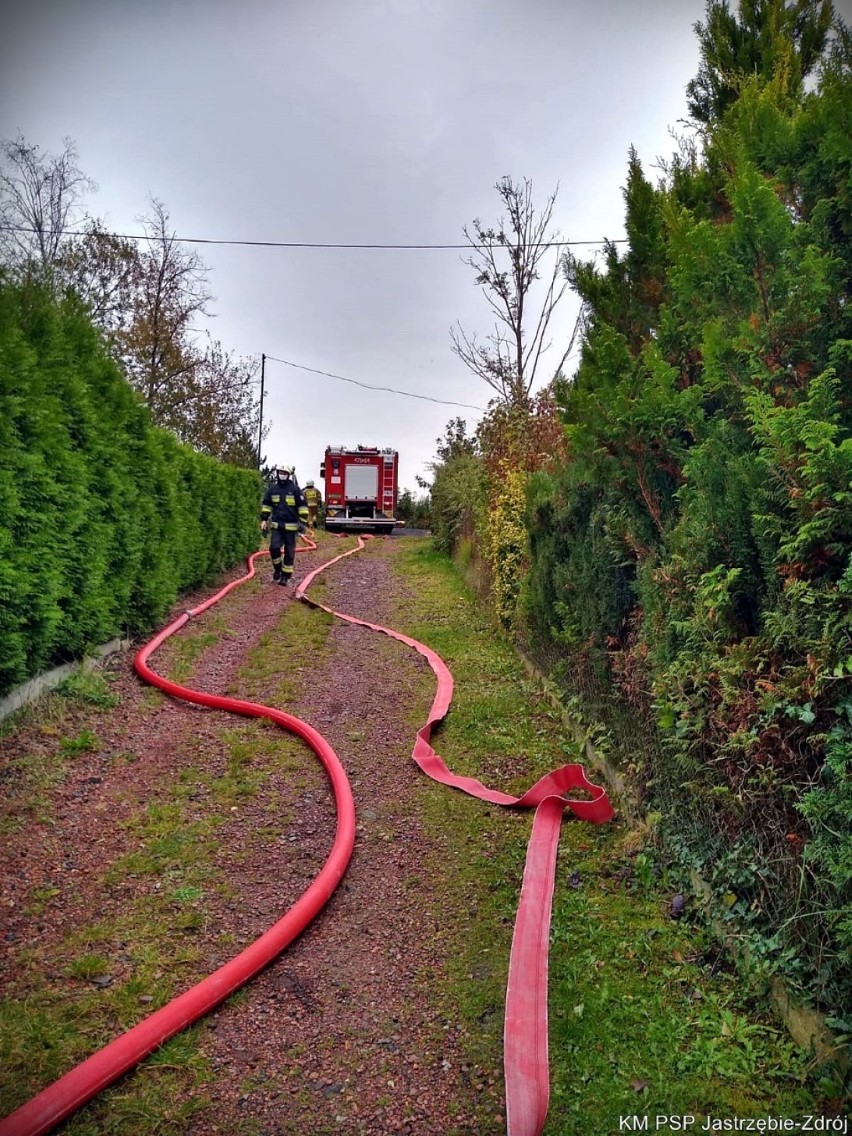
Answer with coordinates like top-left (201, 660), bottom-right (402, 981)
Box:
top-left (1, 222), bottom-right (627, 251)
top-left (265, 355), bottom-right (486, 410)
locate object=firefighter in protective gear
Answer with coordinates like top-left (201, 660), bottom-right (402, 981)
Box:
top-left (303, 479), bottom-right (323, 537)
top-left (260, 464), bottom-right (309, 586)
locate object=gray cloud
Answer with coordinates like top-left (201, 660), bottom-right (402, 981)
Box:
top-left (1, 0), bottom-right (707, 490)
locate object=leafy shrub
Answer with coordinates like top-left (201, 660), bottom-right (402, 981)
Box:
top-left (429, 451), bottom-right (486, 556)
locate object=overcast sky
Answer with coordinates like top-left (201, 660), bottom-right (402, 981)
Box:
top-left (2, 0), bottom-right (732, 492)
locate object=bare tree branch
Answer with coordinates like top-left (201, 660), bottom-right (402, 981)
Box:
top-left (451, 176), bottom-right (569, 407)
top-left (119, 196), bottom-right (212, 413)
top-left (0, 134), bottom-right (96, 275)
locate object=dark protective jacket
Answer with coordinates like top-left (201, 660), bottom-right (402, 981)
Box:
top-left (261, 476), bottom-right (308, 531)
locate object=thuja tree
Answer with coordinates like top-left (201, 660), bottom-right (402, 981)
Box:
top-left (648, 40), bottom-right (852, 1007)
top-left (524, 4), bottom-right (852, 1008)
top-left (528, 153), bottom-right (703, 649)
top-left (0, 277), bottom-right (261, 695)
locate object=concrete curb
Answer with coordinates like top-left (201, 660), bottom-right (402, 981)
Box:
top-left (518, 649), bottom-right (639, 819)
top-left (0, 638), bottom-right (131, 723)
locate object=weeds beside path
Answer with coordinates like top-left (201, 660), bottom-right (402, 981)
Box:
top-left (0, 534), bottom-right (836, 1135)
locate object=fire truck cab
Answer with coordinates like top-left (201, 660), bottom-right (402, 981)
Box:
top-left (320, 445), bottom-right (399, 534)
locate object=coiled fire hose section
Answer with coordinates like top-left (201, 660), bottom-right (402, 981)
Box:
top-left (1, 535), bottom-right (612, 1136)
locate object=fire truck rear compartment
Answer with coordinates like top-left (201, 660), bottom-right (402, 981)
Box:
top-left (322, 446), bottom-right (399, 533)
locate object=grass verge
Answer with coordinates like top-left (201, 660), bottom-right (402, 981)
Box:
top-left (387, 538), bottom-right (837, 1133)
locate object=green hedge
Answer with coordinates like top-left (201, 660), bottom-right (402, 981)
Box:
top-left (514, 55), bottom-right (852, 1013)
top-left (0, 277), bottom-right (262, 696)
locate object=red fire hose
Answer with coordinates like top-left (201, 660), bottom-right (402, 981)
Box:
top-left (0, 542), bottom-right (355, 1136)
top-left (1, 536), bottom-right (612, 1136)
top-left (296, 551), bottom-right (613, 1136)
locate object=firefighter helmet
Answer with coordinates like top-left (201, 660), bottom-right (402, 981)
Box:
top-left (306, 480), bottom-right (314, 488)
top-left (276, 463), bottom-right (294, 477)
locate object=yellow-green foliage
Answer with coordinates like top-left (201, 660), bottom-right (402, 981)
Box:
top-left (481, 464), bottom-right (529, 630)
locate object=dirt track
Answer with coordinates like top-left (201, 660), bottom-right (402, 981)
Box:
top-left (0, 536), bottom-right (506, 1135)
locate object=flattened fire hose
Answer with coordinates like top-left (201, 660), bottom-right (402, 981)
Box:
top-left (1, 537), bottom-right (611, 1136)
top-left (297, 546), bottom-right (613, 1135)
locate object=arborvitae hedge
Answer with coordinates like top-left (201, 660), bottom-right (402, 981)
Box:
top-left (423, 23), bottom-right (851, 1014)
top-left (517, 42), bottom-right (852, 1012)
top-left (0, 277), bottom-right (262, 696)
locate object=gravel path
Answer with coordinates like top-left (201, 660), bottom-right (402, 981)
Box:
top-left (1, 536), bottom-right (505, 1135)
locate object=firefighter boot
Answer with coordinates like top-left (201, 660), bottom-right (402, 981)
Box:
top-left (272, 565), bottom-right (283, 583)
top-left (277, 574), bottom-right (289, 587)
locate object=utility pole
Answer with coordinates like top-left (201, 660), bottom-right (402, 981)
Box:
top-left (257, 353), bottom-right (265, 470)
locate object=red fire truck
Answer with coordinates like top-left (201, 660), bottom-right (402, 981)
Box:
top-left (320, 445), bottom-right (400, 534)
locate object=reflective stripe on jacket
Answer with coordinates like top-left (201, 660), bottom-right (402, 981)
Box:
top-left (261, 477), bottom-right (309, 528)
